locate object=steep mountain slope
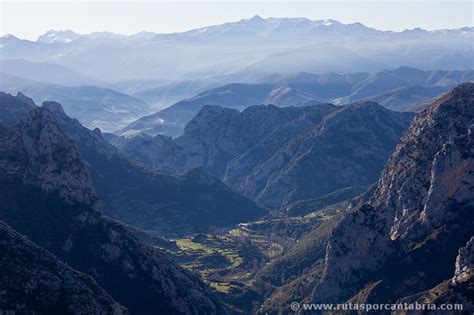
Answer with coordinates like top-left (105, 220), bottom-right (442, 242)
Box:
top-left (258, 83), bottom-right (474, 312)
top-left (0, 106), bottom-right (228, 314)
top-left (0, 220), bottom-right (126, 315)
top-left (42, 101), bottom-right (265, 236)
top-left (0, 91), bottom-right (36, 127)
top-left (121, 67), bottom-right (471, 137)
top-left (0, 73), bottom-right (151, 131)
top-left (118, 102), bottom-right (413, 209)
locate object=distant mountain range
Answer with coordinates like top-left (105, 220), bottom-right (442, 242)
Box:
top-left (114, 101), bottom-right (413, 209)
top-left (1, 17), bottom-right (472, 83)
top-left (0, 72), bottom-right (152, 131)
top-left (2, 65), bottom-right (471, 136)
top-left (0, 58), bottom-right (102, 86)
top-left (121, 67), bottom-right (473, 137)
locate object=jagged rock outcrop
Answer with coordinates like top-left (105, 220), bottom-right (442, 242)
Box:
top-left (454, 237), bottom-right (474, 284)
top-left (0, 106), bottom-right (100, 209)
top-left (259, 83), bottom-right (474, 313)
top-left (0, 220), bottom-right (126, 315)
top-left (118, 102), bottom-right (413, 209)
top-left (0, 106), bottom-right (228, 314)
top-left (0, 91), bottom-right (36, 127)
top-left (311, 83), bottom-right (474, 303)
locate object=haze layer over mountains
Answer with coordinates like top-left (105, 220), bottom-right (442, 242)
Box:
top-left (1, 16), bottom-right (473, 131)
top-left (2, 16), bottom-right (472, 82)
top-left (0, 14), bottom-right (473, 315)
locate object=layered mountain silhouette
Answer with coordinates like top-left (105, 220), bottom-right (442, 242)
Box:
top-left (1, 17), bottom-right (472, 82)
top-left (0, 91), bottom-right (36, 127)
top-left (0, 104), bottom-right (228, 314)
top-left (1, 14), bottom-right (473, 315)
top-left (122, 67), bottom-right (472, 137)
top-left (257, 83), bottom-right (474, 313)
top-left (0, 58), bottom-right (101, 86)
top-left (0, 72), bottom-right (151, 131)
top-left (115, 101), bottom-right (414, 209)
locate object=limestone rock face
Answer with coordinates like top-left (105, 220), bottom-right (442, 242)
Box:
top-left (119, 102), bottom-right (413, 209)
top-left (0, 106), bottom-right (100, 209)
top-left (259, 83), bottom-right (474, 312)
top-left (454, 237), bottom-right (474, 284)
top-left (314, 83), bottom-right (474, 303)
top-left (369, 83), bottom-right (474, 242)
top-left (36, 101), bottom-right (265, 236)
top-left (0, 106), bottom-right (228, 314)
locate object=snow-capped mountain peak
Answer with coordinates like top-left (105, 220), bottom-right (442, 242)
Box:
top-left (37, 30), bottom-right (82, 43)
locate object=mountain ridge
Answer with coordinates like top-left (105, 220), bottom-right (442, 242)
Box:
top-left (257, 82), bottom-right (474, 313)
top-left (0, 72), bottom-right (152, 131)
top-left (0, 104), bottom-right (229, 314)
top-left (7, 17), bottom-right (470, 44)
top-left (2, 17), bottom-right (471, 82)
top-left (0, 93), bottom-right (266, 236)
top-left (121, 67), bottom-right (472, 137)
top-left (116, 101), bottom-right (414, 209)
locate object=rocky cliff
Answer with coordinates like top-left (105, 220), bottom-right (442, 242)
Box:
top-left (0, 105), bottom-right (100, 209)
top-left (0, 106), bottom-right (228, 314)
top-left (0, 93), bottom-right (265, 236)
top-left (118, 102), bottom-right (413, 209)
top-left (310, 83), bottom-right (474, 304)
top-left (259, 83), bottom-right (474, 313)
top-left (43, 101), bottom-right (266, 236)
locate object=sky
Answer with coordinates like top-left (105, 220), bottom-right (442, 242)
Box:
top-left (1, 0), bottom-right (473, 40)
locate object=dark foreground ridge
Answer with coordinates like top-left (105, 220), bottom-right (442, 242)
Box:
top-left (0, 106), bottom-right (228, 314)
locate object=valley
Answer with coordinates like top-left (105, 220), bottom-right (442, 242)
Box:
top-left (0, 12), bottom-right (473, 315)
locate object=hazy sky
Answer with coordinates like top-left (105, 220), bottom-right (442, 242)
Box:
top-left (1, 0), bottom-right (472, 40)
